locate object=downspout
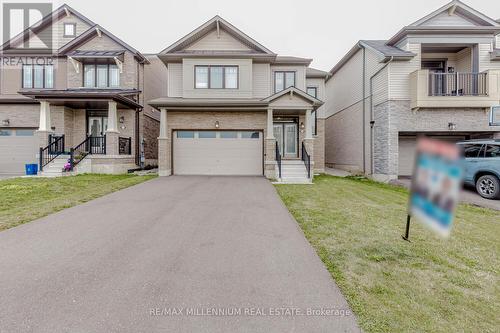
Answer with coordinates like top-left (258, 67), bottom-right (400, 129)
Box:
top-left (369, 56), bottom-right (394, 175)
top-left (362, 45), bottom-right (366, 174)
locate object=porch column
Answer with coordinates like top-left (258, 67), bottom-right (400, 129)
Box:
top-left (35, 100), bottom-right (53, 148)
top-left (264, 108), bottom-right (277, 179)
top-left (158, 107), bottom-right (171, 176)
top-left (303, 108), bottom-right (315, 180)
top-left (105, 100), bottom-right (120, 155)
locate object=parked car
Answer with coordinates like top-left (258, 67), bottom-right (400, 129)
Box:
top-left (457, 140), bottom-right (500, 199)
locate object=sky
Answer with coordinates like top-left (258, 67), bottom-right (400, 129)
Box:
top-left (5, 0), bottom-right (500, 70)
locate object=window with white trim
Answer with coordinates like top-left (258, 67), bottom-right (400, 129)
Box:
top-left (195, 65), bottom-right (238, 89)
top-left (22, 64), bottom-right (54, 88)
top-left (274, 71), bottom-right (295, 92)
top-left (83, 64), bottom-right (120, 88)
top-left (64, 23), bottom-right (76, 37)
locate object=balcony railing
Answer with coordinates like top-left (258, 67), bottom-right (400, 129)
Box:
top-left (410, 69), bottom-right (500, 109)
top-left (428, 72), bottom-right (488, 97)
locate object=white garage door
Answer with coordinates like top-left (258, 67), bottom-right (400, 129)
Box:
top-left (398, 135), bottom-right (468, 176)
top-left (0, 128), bottom-right (38, 175)
top-left (398, 137), bottom-right (417, 177)
top-left (173, 130), bottom-right (263, 175)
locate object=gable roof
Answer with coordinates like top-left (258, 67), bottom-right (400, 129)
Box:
top-left (263, 87), bottom-right (323, 107)
top-left (1, 3), bottom-right (95, 51)
top-left (159, 15), bottom-right (275, 55)
top-left (387, 0), bottom-right (500, 45)
top-left (410, 0), bottom-right (499, 27)
top-left (360, 40), bottom-right (415, 58)
top-left (58, 25), bottom-right (147, 63)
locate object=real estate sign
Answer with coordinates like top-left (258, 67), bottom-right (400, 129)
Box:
top-left (408, 137), bottom-right (463, 238)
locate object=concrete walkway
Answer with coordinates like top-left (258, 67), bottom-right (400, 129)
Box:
top-left (0, 176), bottom-right (360, 332)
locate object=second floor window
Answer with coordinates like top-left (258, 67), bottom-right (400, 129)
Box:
top-left (23, 64), bottom-right (53, 89)
top-left (83, 64), bottom-right (120, 88)
top-left (274, 71), bottom-right (295, 92)
top-left (195, 65), bottom-right (238, 89)
top-left (307, 87), bottom-right (318, 98)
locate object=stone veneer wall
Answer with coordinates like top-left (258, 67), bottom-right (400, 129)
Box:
top-left (373, 100), bottom-right (500, 180)
top-left (314, 119), bottom-right (325, 172)
top-left (143, 114), bottom-right (159, 164)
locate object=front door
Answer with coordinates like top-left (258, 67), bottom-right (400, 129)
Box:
top-left (87, 116), bottom-right (108, 153)
top-left (273, 122), bottom-right (298, 158)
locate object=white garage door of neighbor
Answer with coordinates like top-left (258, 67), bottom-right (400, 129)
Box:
top-left (173, 130), bottom-right (263, 175)
top-left (0, 128), bottom-right (38, 174)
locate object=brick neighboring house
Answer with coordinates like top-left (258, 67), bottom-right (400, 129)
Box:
top-left (148, 16), bottom-right (328, 182)
top-left (0, 4), bottom-right (160, 176)
top-left (324, 0), bottom-right (500, 181)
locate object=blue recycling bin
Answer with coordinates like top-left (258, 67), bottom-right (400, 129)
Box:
top-left (25, 164), bottom-right (38, 175)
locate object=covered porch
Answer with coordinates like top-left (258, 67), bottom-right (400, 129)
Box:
top-left (20, 89), bottom-right (142, 175)
top-left (149, 87), bottom-right (322, 182)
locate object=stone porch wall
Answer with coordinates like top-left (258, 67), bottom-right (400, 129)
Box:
top-left (142, 114), bottom-right (159, 165)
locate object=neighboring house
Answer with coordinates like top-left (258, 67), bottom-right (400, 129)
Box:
top-left (149, 16), bottom-right (328, 182)
top-left (324, 0), bottom-right (500, 181)
top-left (0, 4), bottom-right (159, 176)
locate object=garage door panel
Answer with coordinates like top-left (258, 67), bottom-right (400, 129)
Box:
top-left (173, 131), bottom-right (262, 176)
top-left (0, 129), bottom-right (37, 174)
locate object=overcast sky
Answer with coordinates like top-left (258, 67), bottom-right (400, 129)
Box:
top-left (15, 0), bottom-right (500, 70)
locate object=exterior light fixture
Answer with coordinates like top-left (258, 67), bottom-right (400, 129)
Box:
top-left (1, 119), bottom-right (9, 126)
top-left (215, 121), bottom-right (220, 128)
top-left (300, 122), bottom-right (305, 130)
top-left (119, 116), bottom-right (125, 124)
top-left (448, 122), bottom-right (457, 131)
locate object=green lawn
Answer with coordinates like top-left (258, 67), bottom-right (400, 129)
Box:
top-left (0, 174), bottom-right (156, 231)
top-left (275, 175), bottom-right (500, 333)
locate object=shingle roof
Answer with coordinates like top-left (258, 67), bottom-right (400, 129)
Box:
top-left (360, 40), bottom-right (415, 58)
top-left (67, 50), bottom-right (125, 57)
top-left (274, 56), bottom-right (312, 65)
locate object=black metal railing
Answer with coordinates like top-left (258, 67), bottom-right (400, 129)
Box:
top-left (301, 142), bottom-right (311, 179)
top-left (428, 72), bottom-right (488, 96)
top-left (39, 134), bottom-right (65, 171)
top-left (275, 141), bottom-right (282, 179)
top-left (68, 135), bottom-right (106, 171)
top-left (119, 136), bottom-right (132, 155)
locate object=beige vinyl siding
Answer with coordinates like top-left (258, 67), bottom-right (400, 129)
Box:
top-left (144, 55), bottom-right (167, 120)
top-left (388, 42), bottom-right (421, 100)
top-left (270, 65), bottom-right (306, 92)
top-left (252, 63), bottom-right (270, 98)
top-left (185, 29), bottom-right (252, 51)
top-left (496, 35), bottom-right (500, 49)
top-left (419, 12), bottom-right (476, 27)
top-left (167, 63), bottom-right (183, 97)
top-left (479, 43), bottom-right (500, 71)
top-left (182, 58), bottom-right (253, 99)
top-left (456, 48), bottom-right (472, 72)
top-left (372, 66), bottom-right (389, 106)
top-left (306, 77), bottom-right (325, 118)
top-left (324, 49), bottom-right (363, 118)
top-left (19, 15), bottom-right (91, 49)
top-left (324, 101), bottom-right (363, 173)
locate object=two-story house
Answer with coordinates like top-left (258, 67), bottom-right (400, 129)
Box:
top-left (324, 0), bottom-right (500, 181)
top-left (0, 4), bottom-right (159, 176)
top-left (148, 16), bottom-right (328, 182)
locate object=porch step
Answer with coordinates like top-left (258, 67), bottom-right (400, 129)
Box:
top-left (39, 154), bottom-right (70, 177)
top-left (278, 160), bottom-right (311, 183)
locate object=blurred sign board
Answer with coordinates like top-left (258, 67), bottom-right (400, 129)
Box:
top-left (407, 137), bottom-right (463, 238)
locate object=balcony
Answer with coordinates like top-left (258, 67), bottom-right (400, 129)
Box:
top-left (410, 69), bottom-right (500, 109)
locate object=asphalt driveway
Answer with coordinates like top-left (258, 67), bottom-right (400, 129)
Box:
top-left (0, 176), bottom-right (359, 332)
